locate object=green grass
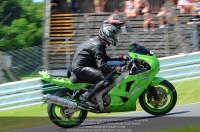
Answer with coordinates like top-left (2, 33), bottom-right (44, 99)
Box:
top-left (0, 78), bottom-right (200, 131)
top-left (0, 104), bottom-right (50, 132)
top-left (172, 78), bottom-right (200, 105)
top-left (151, 125), bottom-right (200, 132)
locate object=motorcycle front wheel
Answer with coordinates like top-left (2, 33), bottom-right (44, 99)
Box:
top-left (47, 90), bottom-right (88, 128)
top-left (139, 80), bottom-right (177, 116)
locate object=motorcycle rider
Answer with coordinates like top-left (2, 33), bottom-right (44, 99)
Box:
top-left (72, 24), bottom-right (130, 108)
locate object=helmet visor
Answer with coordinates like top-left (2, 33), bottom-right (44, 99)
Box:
top-left (110, 32), bottom-right (119, 42)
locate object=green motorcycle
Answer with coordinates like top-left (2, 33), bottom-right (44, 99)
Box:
top-left (39, 43), bottom-right (177, 128)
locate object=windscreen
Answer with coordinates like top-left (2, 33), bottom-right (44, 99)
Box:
top-left (129, 43), bottom-right (151, 55)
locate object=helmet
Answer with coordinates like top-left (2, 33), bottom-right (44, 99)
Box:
top-left (99, 24), bottom-right (119, 46)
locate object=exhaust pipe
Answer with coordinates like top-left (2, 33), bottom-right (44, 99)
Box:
top-left (43, 94), bottom-right (83, 109)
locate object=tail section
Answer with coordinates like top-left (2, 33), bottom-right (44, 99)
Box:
top-left (38, 71), bottom-right (89, 90)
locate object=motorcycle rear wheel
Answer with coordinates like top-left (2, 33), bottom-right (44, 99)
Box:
top-left (139, 80), bottom-right (177, 116)
top-left (47, 90), bottom-right (88, 128)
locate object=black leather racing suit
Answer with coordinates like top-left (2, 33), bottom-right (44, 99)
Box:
top-left (72, 36), bottom-right (121, 99)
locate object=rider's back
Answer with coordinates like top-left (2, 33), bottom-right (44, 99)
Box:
top-left (72, 36), bottom-right (107, 71)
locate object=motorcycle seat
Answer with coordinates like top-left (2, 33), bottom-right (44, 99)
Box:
top-left (70, 73), bottom-right (84, 83)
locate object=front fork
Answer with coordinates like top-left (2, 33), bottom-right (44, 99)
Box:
top-left (147, 77), bottom-right (165, 102)
top-left (147, 86), bottom-right (160, 102)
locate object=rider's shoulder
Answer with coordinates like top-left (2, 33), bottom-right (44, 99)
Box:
top-left (88, 37), bottom-right (102, 46)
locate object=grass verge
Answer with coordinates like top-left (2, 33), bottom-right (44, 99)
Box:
top-left (151, 125), bottom-right (200, 132)
top-left (0, 78), bottom-right (200, 131)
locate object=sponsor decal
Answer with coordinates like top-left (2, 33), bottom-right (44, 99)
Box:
top-left (131, 87), bottom-right (141, 95)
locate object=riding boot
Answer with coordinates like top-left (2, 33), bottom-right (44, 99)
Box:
top-left (79, 79), bottom-right (113, 108)
top-left (79, 87), bottom-right (93, 103)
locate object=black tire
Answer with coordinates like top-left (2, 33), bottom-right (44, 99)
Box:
top-left (47, 90), bottom-right (88, 128)
top-left (139, 80), bottom-right (177, 116)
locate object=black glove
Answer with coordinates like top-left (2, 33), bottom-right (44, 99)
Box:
top-left (116, 65), bottom-right (129, 73)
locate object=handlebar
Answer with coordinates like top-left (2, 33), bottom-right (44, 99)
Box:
top-left (127, 59), bottom-right (135, 67)
top-left (127, 59), bottom-right (138, 73)
top-left (105, 59), bottom-right (136, 80)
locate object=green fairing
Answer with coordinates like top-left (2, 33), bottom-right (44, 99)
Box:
top-left (105, 52), bottom-right (161, 112)
top-left (128, 52), bottom-right (160, 70)
top-left (150, 77), bottom-right (165, 86)
top-left (39, 71), bottom-right (90, 90)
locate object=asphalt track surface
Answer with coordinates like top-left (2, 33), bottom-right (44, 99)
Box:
top-left (10, 102), bottom-right (200, 132)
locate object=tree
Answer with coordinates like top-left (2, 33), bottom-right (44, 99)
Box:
top-left (0, 0), bottom-right (22, 26)
top-left (0, 0), bottom-right (44, 51)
